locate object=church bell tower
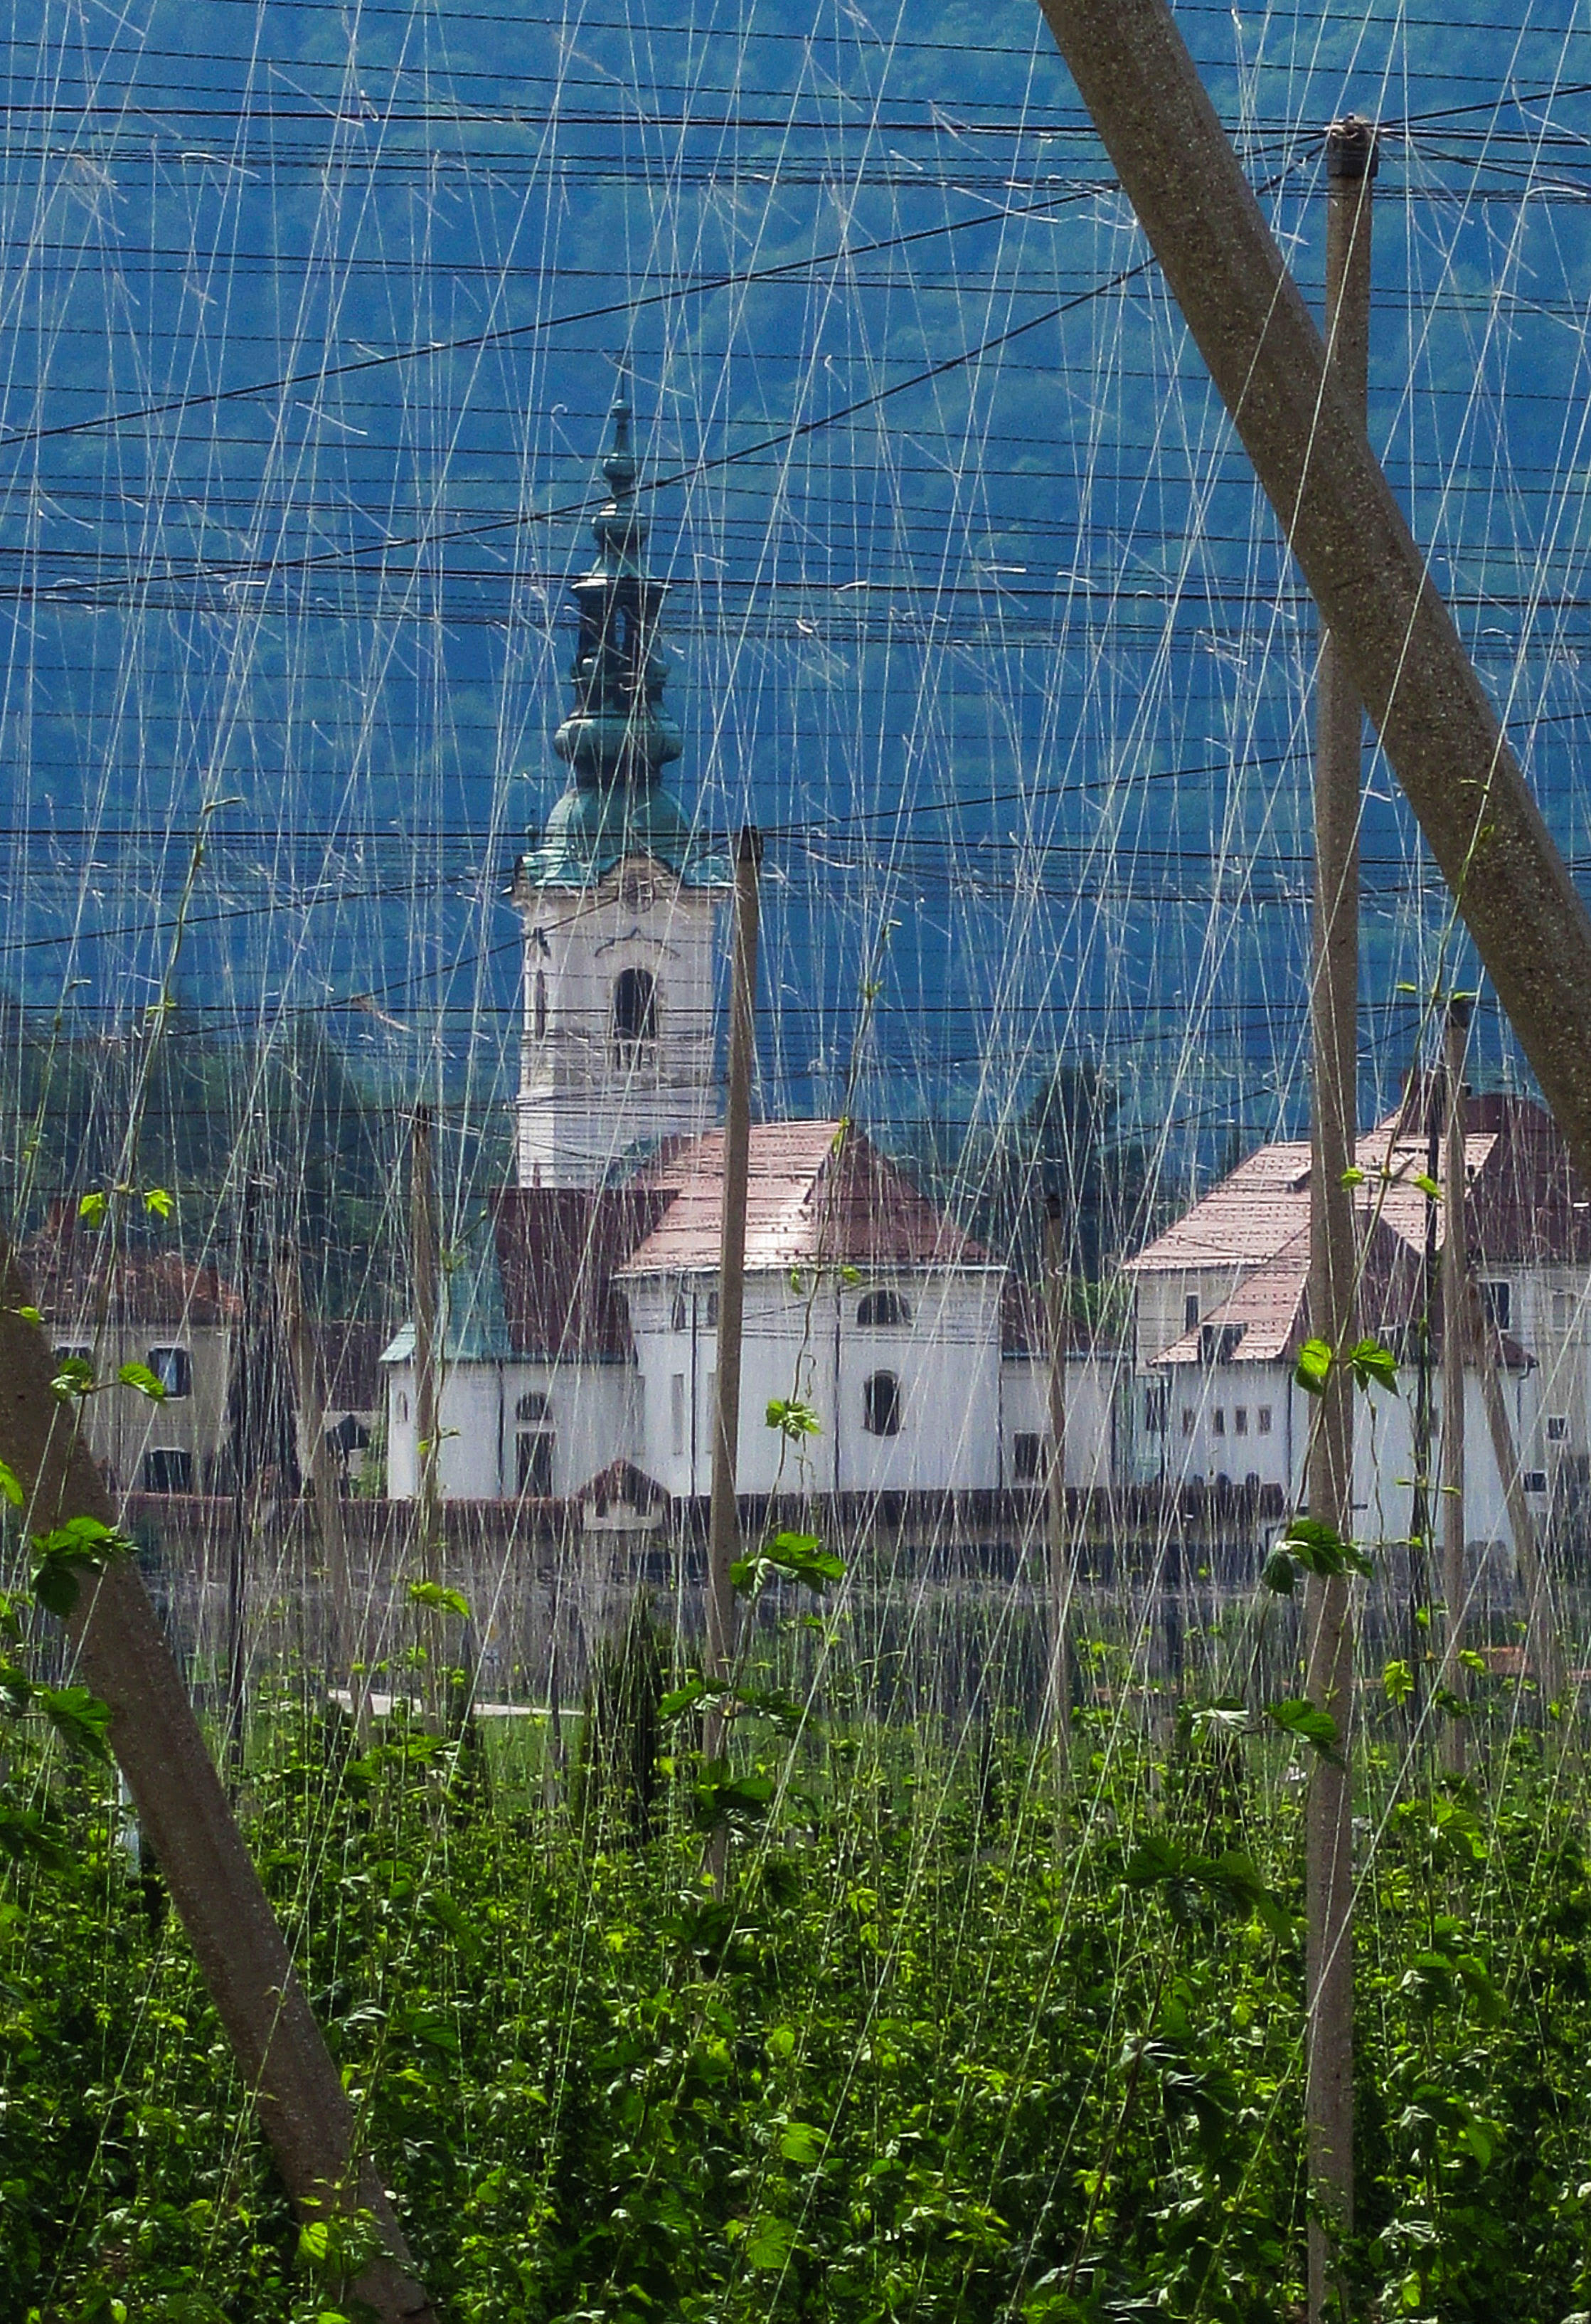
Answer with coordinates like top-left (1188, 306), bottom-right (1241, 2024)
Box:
top-left (513, 385), bottom-right (728, 1188)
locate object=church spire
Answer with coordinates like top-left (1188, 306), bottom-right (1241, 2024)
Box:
top-left (522, 375), bottom-right (719, 888)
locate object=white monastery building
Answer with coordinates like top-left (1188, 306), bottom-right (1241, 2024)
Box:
top-left (1124, 1091), bottom-right (1591, 1552)
top-left (384, 391), bottom-right (1591, 1556)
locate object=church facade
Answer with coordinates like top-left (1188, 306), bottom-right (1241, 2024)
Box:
top-left (381, 392), bottom-right (1099, 1510)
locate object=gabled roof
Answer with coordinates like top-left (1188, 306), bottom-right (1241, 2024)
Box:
top-left (1126, 1093), bottom-right (1581, 1280)
top-left (492, 1185), bottom-right (675, 1358)
top-left (18, 1217), bottom-right (240, 1329)
top-left (1153, 1210), bottom-right (1531, 1371)
top-left (615, 1120), bottom-right (988, 1279)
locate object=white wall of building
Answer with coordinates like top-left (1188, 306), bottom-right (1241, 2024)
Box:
top-left (625, 1267), bottom-right (1006, 1496)
top-left (997, 1352), bottom-right (1127, 1490)
top-left (1143, 1354), bottom-right (1545, 1551)
top-left (385, 1357), bottom-right (637, 1500)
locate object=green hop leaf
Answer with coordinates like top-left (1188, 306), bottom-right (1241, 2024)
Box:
top-left (1294, 1338), bottom-right (1333, 1396)
top-left (0, 1460), bottom-right (23, 1511)
top-left (77, 1191), bottom-right (107, 1226)
top-left (1267, 1697), bottom-right (1341, 1763)
top-left (408, 1579), bottom-right (471, 1620)
top-left (1382, 1658), bottom-right (1415, 1704)
top-left (117, 1360), bottom-right (168, 1401)
top-left (143, 1186), bottom-right (175, 1219)
top-left (1346, 1336), bottom-right (1399, 1396)
top-left (766, 1396), bottom-right (821, 1440)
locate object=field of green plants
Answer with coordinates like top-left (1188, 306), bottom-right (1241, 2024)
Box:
top-left (4, 1561), bottom-right (1591, 2324)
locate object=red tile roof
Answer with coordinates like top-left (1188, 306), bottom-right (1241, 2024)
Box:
top-left (17, 1221), bottom-right (240, 1328)
top-left (617, 1120), bottom-right (987, 1278)
top-left (491, 1185), bottom-right (674, 1359)
top-left (1125, 1095), bottom-right (1584, 1278)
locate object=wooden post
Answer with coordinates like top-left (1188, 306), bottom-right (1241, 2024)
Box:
top-left (1302, 116), bottom-right (1373, 2320)
top-left (225, 1171), bottom-right (262, 1768)
top-left (277, 1241), bottom-right (354, 1694)
top-left (0, 1233), bottom-right (435, 2324)
top-left (1032, 0), bottom-right (1591, 1194)
top-left (1041, 1194), bottom-right (1073, 1782)
top-left (705, 827), bottom-right (762, 1737)
top-left (1440, 999), bottom-right (1470, 1771)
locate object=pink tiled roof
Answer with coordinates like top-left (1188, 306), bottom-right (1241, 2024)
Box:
top-left (1127, 1110), bottom-right (1516, 1275)
top-left (18, 1219), bottom-right (240, 1328)
top-left (617, 1120), bottom-right (986, 1278)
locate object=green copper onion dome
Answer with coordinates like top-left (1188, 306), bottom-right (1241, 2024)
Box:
top-left (521, 383), bottom-right (722, 889)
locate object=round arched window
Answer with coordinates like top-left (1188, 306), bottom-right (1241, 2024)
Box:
top-left (863, 1370), bottom-right (903, 1438)
top-left (858, 1289), bottom-right (910, 1328)
top-left (612, 966), bottom-right (658, 1049)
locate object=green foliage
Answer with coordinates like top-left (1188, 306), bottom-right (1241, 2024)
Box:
top-left (1, 1620), bottom-right (1590, 2322)
top-left (730, 1529), bottom-right (846, 1598)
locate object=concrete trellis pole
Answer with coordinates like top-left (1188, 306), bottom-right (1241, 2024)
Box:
top-left (1440, 999), bottom-right (1471, 1772)
top-left (277, 1240), bottom-right (354, 1689)
top-left (1301, 117), bottom-right (1373, 2320)
top-left (0, 1234), bottom-right (435, 2324)
top-left (1031, 0), bottom-right (1591, 1197)
top-left (705, 827), bottom-right (762, 1724)
top-left (1467, 1281), bottom-right (1568, 1714)
top-left (410, 1103), bottom-right (440, 1557)
top-left (1041, 1194), bottom-right (1074, 1781)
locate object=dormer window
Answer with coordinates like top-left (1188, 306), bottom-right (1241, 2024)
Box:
top-left (612, 966), bottom-right (658, 1061)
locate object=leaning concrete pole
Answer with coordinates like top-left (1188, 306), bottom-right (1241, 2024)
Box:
top-left (1031, 0), bottom-right (1591, 1192)
top-left (705, 827), bottom-right (762, 1725)
top-left (1440, 998), bottom-right (1471, 1774)
top-left (1302, 116), bottom-right (1373, 2319)
top-left (0, 1237), bottom-right (435, 2324)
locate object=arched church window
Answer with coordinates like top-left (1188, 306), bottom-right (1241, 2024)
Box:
top-left (533, 970), bottom-right (548, 1041)
top-left (857, 1290), bottom-right (910, 1328)
top-left (612, 966), bottom-right (658, 1058)
top-left (863, 1371), bottom-right (903, 1438)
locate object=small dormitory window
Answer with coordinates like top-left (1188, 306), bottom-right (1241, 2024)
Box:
top-left (143, 1448), bottom-right (192, 1494)
top-left (705, 1290), bottom-right (720, 1328)
top-left (1213, 1408), bottom-right (1226, 1436)
top-left (1481, 1280), bottom-right (1513, 1334)
top-left (533, 969), bottom-right (548, 1040)
top-left (863, 1370), bottom-right (902, 1437)
top-left (1548, 1416), bottom-right (1569, 1442)
top-left (1181, 1408), bottom-right (1194, 1436)
top-left (612, 966), bottom-right (658, 1047)
top-left (1184, 1293), bottom-right (1201, 1331)
top-left (1234, 1408), bottom-right (1248, 1436)
top-left (148, 1346), bottom-right (191, 1399)
top-left (1013, 1431), bottom-right (1042, 1482)
top-left (671, 1290), bottom-right (689, 1332)
top-left (1144, 1381), bottom-right (1167, 1435)
top-left (1257, 1406), bottom-right (1273, 1436)
top-left (858, 1289), bottom-right (910, 1328)
top-left (516, 1391), bottom-right (548, 1423)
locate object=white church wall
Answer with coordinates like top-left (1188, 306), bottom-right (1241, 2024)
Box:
top-left (383, 1356), bottom-right (639, 1501)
